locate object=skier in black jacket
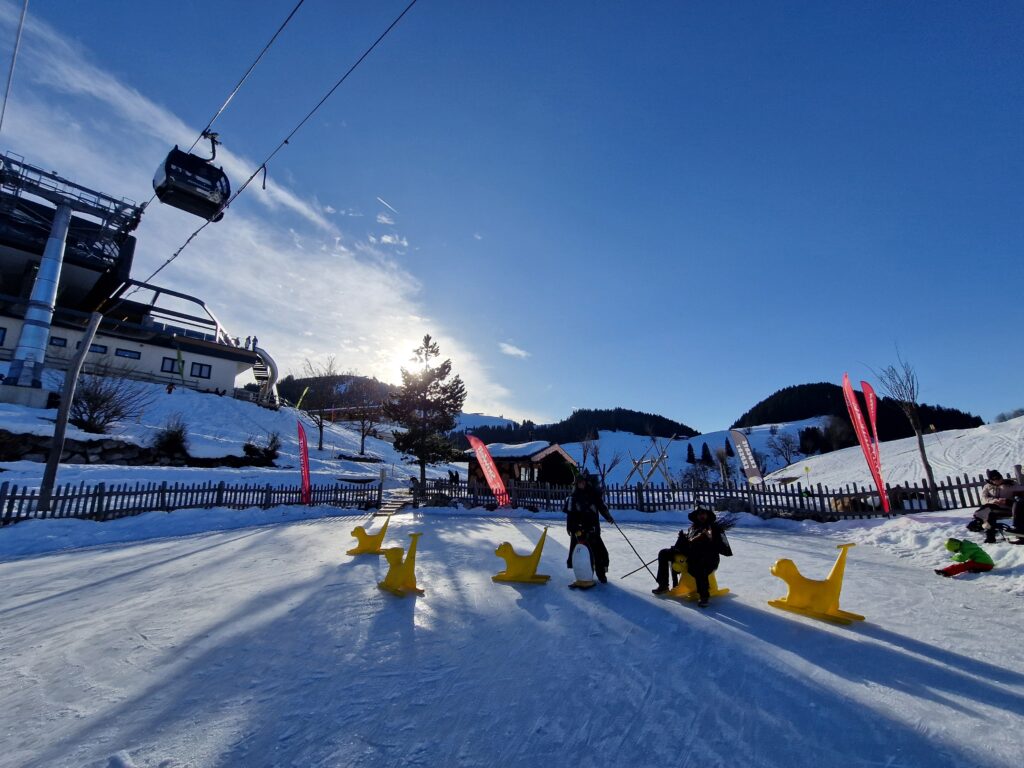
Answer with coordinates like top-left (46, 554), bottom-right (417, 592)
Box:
top-left (564, 474), bottom-right (615, 582)
top-left (652, 506), bottom-right (732, 606)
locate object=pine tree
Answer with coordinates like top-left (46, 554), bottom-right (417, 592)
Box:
top-left (383, 335), bottom-right (467, 487)
top-left (686, 443), bottom-right (696, 465)
top-left (700, 442), bottom-right (713, 467)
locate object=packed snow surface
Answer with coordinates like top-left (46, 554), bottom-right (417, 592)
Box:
top-left (2, 506), bottom-right (1022, 768)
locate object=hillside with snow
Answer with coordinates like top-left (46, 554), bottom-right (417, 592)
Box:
top-left (765, 416), bottom-right (1024, 488)
top-left (0, 381), bottom-right (463, 490)
top-left (560, 417), bottom-right (1024, 489)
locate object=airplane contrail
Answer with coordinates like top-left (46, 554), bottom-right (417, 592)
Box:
top-left (376, 196), bottom-right (399, 215)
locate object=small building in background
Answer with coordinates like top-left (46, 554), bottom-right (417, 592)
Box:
top-left (465, 440), bottom-right (578, 486)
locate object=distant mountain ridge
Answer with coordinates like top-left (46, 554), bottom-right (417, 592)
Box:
top-left (731, 382), bottom-right (983, 440)
top-left (458, 407), bottom-right (699, 446)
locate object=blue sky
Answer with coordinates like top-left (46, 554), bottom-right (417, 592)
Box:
top-left (1, 1), bottom-right (1021, 432)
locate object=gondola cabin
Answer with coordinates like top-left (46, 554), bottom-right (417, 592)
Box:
top-left (153, 147), bottom-right (230, 222)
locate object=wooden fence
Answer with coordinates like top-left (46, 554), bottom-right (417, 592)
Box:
top-left (0, 479), bottom-right (383, 526)
top-left (418, 465), bottom-right (1023, 520)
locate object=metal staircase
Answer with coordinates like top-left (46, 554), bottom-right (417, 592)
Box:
top-left (251, 346), bottom-right (279, 405)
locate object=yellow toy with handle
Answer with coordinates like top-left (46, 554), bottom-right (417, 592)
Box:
top-left (346, 517), bottom-right (390, 555)
top-left (768, 542), bottom-right (865, 625)
top-left (666, 553), bottom-right (729, 601)
top-left (378, 532), bottom-right (425, 597)
top-left (493, 527), bottom-right (551, 584)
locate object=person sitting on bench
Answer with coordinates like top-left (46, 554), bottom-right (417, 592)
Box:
top-left (974, 470), bottom-right (1024, 544)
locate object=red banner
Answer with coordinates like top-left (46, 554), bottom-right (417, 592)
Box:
top-left (466, 435), bottom-right (511, 507)
top-left (860, 380), bottom-right (881, 470)
top-left (842, 374), bottom-right (890, 513)
top-left (297, 421), bottom-right (311, 504)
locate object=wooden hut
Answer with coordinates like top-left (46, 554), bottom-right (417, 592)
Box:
top-left (465, 441), bottom-right (578, 486)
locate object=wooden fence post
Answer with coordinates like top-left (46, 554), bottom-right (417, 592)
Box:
top-left (376, 481), bottom-right (383, 510)
top-left (635, 482), bottom-right (645, 513)
top-left (263, 484), bottom-right (273, 509)
top-left (95, 482), bottom-right (107, 521)
top-left (216, 481), bottom-right (225, 507)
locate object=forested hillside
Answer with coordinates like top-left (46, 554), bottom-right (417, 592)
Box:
top-left (731, 382), bottom-right (983, 439)
top-left (459, 407), bottom-right (699, 446)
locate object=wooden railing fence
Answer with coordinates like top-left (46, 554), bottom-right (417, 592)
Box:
top-left (417, 465), bottom-right (1023, 520)
top-left (0, 479), bottom-right (383, 526)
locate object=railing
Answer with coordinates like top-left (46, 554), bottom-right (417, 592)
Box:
top-left (0, 479), bottom-right (383, 526)
top-left (416, 465), bottom-right (1023, 520)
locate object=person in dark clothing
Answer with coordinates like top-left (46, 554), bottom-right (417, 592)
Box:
top-left (652, 507), bottom-right (732, 606)
top-left (564, 474), bottom-right (615, 582)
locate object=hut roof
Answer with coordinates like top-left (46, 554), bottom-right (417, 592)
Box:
top-left (465, 441), bottom-right (577, 465)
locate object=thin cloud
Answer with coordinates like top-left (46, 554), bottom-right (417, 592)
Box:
top-left (500, 343), bottom-right (530, 359)
top-left (0, 6), bottom-right (527, 419)
top-left (473, 233), bottom-right (483, 241)
top-left (380, 234), bottom-right (408, 247)
top-left (376, 212), bottom-right (395, 225)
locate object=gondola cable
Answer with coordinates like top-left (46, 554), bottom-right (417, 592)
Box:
top-left (185, 0), bottom-right (307, 156)
top-left (142, 0), bottom-right (307, 213)
top-left (0, 0), bottom-right (30, 137)
top-left (133, 0), bottom-right (421, 293)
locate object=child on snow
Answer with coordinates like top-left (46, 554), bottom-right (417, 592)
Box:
top-left (935, 538), bottom-right (993, 577)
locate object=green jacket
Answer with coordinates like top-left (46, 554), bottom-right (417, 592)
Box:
top-left (952, 540), bottom-right (994, 567)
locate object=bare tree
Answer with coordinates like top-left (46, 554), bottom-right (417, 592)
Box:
top-left (301, 357), bottom-right (341, 451)
top-left (766, 432), bottom-right (800, 466)
top-left (714, 446), bottom-right (734, 484)
top-left (590, 440), bottom-right (623, 487)
top-left (340, 377), bottom-right (383, 455)
top-left (69, 364), bottom-right (155, 434)
top-left (579, 431), bottom-right (596, 472)
top-left (874, 353), bottom-right (937, 506)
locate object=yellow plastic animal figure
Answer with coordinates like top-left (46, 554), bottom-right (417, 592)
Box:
top-left (666, 554), bottom-right (729, 601)
top-left (378, 532), bottom-right (425, 597)
top-left (768, 542), bottom-right (865, 625)
top-left (346, 517), bottom-right (390, 555)
top-left (492, 527), bottom-right (551, 584)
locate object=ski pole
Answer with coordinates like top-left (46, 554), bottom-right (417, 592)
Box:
top-left (620, 557), bottom-right (658, 580)
top-left (612, 520), bottom-right (658, 581)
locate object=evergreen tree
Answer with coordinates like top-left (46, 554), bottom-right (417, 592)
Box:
top-left (700, 442), bottom-right (713, 467)
top-left (686, 443), bottom-right (696, 465)
top-left (725, 438), bottom-right (734, 458)
top-left (384, 335), bottom-right (467, 486)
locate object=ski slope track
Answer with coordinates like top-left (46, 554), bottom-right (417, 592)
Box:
top-left (1, 510), bottom-right (1021, 768)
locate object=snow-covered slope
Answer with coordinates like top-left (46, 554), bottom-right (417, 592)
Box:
top-left (0, 382), bottom-right (462, 489)
top-left (766, 416), bottom-right (1024, 487)
top-left (555, 416), bottom-right (1024, 489)
top-left (562, 418), bottom-right (828, 485)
